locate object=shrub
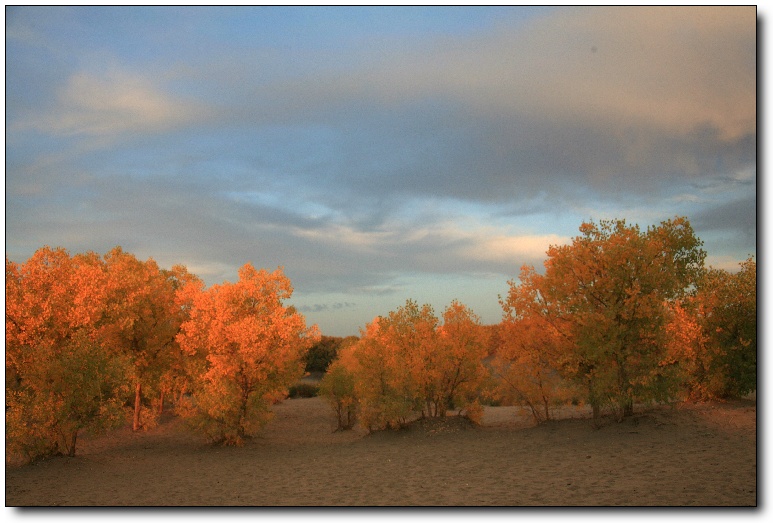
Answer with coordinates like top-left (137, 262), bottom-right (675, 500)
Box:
top-left (303, 336), bottom-right (359, 373)
top-left (288, 382), bottom-right (320, 398)
top-left (319, 360), bottom-right (359, 430)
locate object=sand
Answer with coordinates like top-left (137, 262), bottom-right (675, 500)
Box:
top-left (4, 396), bottom-right (756, 506)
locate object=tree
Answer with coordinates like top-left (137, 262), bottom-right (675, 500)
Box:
top-left (337, 299), bottom-right (489, 431)
top-left (347, 317), bottom-right (416, 431)
top-left (6, 332), bottom-right (130, 460)
top-left (505, 217), bottom-right (705, 419)
top-left (155, 264), bottom-right (204, 414)
top-left (303, 336), bottom-right (358, 374)
top-left (700, 258), bottom-right (756, 397)
top-left (319, 343), bottom-right (359, 431)
top-left (176, 264), bottom-right (319, 445)
top-left (494, 306), bottom-right (575, 424)
top-left (664, 300), bottom-right (707, 399)
top-left (381, 300), bottom-right (441, 419)
top-left (101, 247), bottom-right (180, 431)
top-left (671, 258), bottom-right (756, 399)
top-left (6, 248), bottom-right (129, 462)
top-left (433, 301), bottom-right (489, 422)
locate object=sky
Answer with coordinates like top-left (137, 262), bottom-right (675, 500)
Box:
top-left (4, 5), bottom-right (757, 337)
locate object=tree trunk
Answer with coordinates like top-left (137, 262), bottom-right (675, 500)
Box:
top-left (237, 378), bottom-right (249, 441)
top-left (158, 389), bottom-right (165, 415)
top-left (133, 382), bottom-right (142, 431)
top-left (623, 396), bottom-right (634, 417)
top-left (336, 403), bottom-right (345, 431)
top-left (616, 357), bottom-right (633, 418)
top-left (68, 430), bottom-right (78, 457)
top-left (588, 380), bottom-right (600, 419)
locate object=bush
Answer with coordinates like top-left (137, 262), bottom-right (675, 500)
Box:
top-left (319, 361), bottom-right (359, 431)
top-left (288, 382), bottom-right (320, 398)
top-left (303, 336), bottom-right (358, 373)
top-left (5, 335), bottom-right (130, 463)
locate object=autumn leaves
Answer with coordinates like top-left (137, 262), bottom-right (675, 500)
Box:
top-left (6, 247), bottom-right (317, 460)
top-left (496, 218), bottom-right (756, 422)
top-left (5, 216), bottom-right (757, 463)
top-left (175, 265), bottom-right (319, 445)
top-left (320, 300), bottom-right (489, 432)
top-left (319, 217), bottom-right (756, 430)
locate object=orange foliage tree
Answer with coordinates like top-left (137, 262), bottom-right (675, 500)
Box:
top-left (329, 300), bottom-right (489, 432)
top-left (504, 218), bottom-right (705, 420)
top-left (497, 265), bottom-right (577, 423)
top-left (156, 264), bottom-right (205, 411)
top-left (667, 258), bottom-right (756, 399)
top-left (495, 298), bottom-right (575, 423)
top-left (434, 301), bottom-right (489, 421)
top-left (176, 264), bottom-right (319, 445)
top-left (664, 300), bottom-right (707, 399)
top-left (6, 248), bottom-right (129, 461)
top-left (101, 247), bottom-right (182, 431)
top-left (344, 317), bottom-right (416, 431)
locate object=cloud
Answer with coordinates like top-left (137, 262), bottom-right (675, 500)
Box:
top-left (459, 233), bottom-right (569, 265)
top-left (16, 69), bottom-right (208, 138)
top-left (297, 302), bottom-right (357, 313)
top-left (4, 6), bottom-right (756, 336)
top-left (704, 255), bottom-right (753, 273)
top-left (290, 214), bottom-right (569, 278)
top-left (149, 5), bottom-right (753, 219)
top-left (11, 6), bottom-right (755, 211)
top-left (693, 197), bottom-right (756, 235)
top-left (375, 6), bottom-right (755, 141)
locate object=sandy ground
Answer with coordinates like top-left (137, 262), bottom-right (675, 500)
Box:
top-left (5, 396), bottom-right (756, 506)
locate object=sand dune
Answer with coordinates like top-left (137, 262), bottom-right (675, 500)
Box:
top-left (5, 396), bottom-right (756, 506)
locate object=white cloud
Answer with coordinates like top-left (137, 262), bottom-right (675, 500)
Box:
top-left (291, 216), bottom-right (569, 273)
top-left (179, 261), bottom-right (239, 285)
top-left (460, 233), bottom-right (569, 265)
top-left (17, 69), bottom-right (208, 138)
top-left (293, 224), bottom-right (398, 253)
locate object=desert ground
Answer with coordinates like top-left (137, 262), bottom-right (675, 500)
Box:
top-left (5, 396), bottom-right (756, 507)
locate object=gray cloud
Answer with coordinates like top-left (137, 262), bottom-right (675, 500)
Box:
top-left (5, 6), bottom-right (756, 334)
top-left (10, 7), bottom-right (755, 210)
top-left (297, 302), bottom-right (357, 313)
top-left (175, 5), bottom-right (755, 216)
top-left (693, 197), bottom-right (757, 236)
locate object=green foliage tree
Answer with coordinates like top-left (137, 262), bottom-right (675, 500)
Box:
top-left (670, 258), bottom-right (756, 399)
top-left (303, 335), bottom-right (358, 374)
top-left (699, 258), bottom-right (756, 397)
top-left (319, 351), bottom-right (359, 431)
top-left (6, 333), bottom-right (130, 460)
